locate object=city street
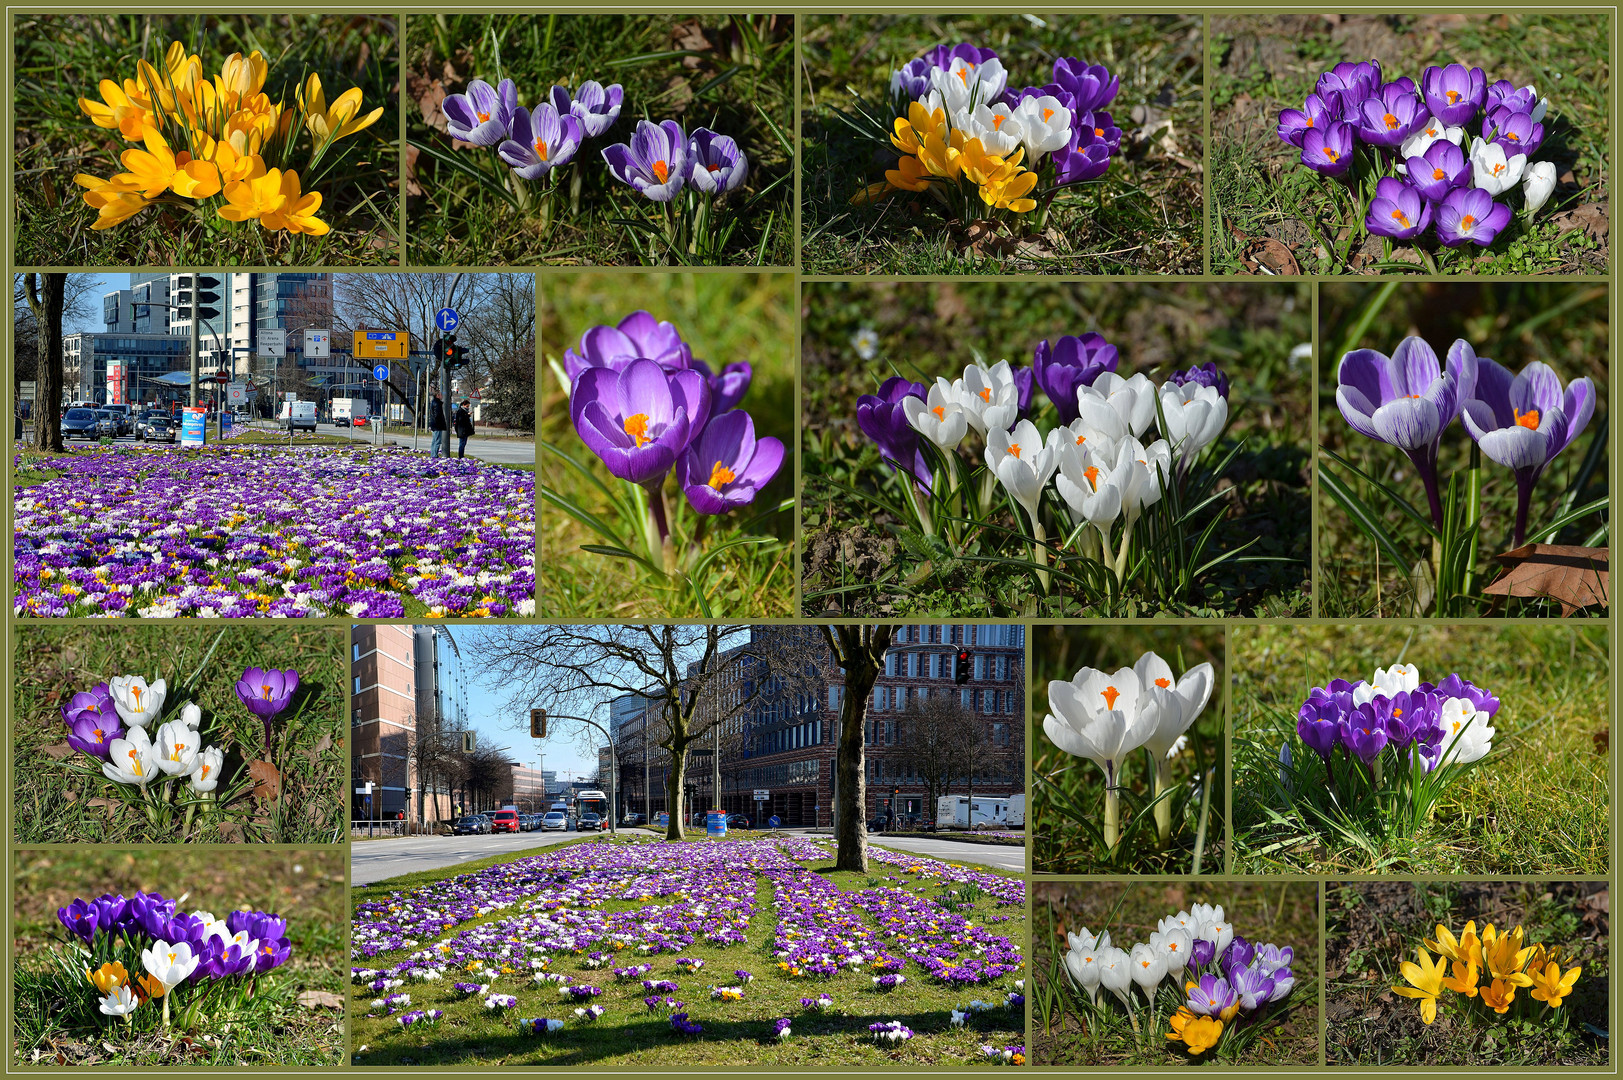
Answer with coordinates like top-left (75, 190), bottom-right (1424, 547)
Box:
top-left (315, 422), bottom-right (536, 465)
top-left (350, 828), bottom-right (592, 886)
top-left (864, 832), bottom-right (1027, 872)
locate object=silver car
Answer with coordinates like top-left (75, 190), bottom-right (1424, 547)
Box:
top-left (541, 812), bottom-right (568, 831)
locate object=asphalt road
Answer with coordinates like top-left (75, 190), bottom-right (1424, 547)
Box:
top-left (351, 826), bottom-right (1027, 885)
top-left (316, 423), bottom-right (536, 465)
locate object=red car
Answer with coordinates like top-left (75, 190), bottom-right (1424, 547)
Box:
top-left (352, 416), bottom-right (370, 427)
top-left (490, 809), bottom-right (520, 834)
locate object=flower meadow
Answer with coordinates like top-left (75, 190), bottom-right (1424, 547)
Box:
top-left (351, 837), bottom-right (1025, 1064)
top-left (1325, 332), bottom-right (1601, 616)
top-left (545, 307), bottom-right (790, 615)
top-left (72, 39), bottom-right (383, 238)
top-left (13, 444), bottom-right (534, 619)
top-left (1061, 905), bottom-right (1297, 1062)
top-left (1277, 59), bottom-right (1565, 267)
top-left (53, 890), bottom-right (294, 1032)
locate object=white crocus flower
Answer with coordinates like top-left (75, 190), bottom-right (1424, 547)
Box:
top-left (987, 420), bottom-right (1059, 589)
top-left (1159, 381), bottom-right (1228, 473)
top-left (1128, 942), bottom-right (1168, 1001)
top-left (1097, 946), bottom-right (1135, 1012)
top-left (1436, 698), bottom-right (1495, 766)
top-left (1064, 944), bottom-right (1103, 1003)
top-left (1067, 927), bottom-right (1111, 953)
top-left (179, 702), bottom-right (202, 729)
top-left (109, 675), bottom-right (166, 728)
top-left (1012, 94), bottom-right (1073, 159)
top-left (189, 746), bottom-right (225, 794)
top-left (103, 726), bottom-right (157, 786)
top-left (1522, 160), bottom-right (1556, 213)
top-left (1197, 916), bottom-right (1235, 958)
top-left (965, 102), bottom-right (1025, 157)
top-left (1352, 663), bottom-right (1420, 706)
top-left (1054, 439), bottom-right (1122, 550)
top-left (926, 56), bottom-right (1009, 118)
top-left (1044, 664), bottom-right (1153, 847)
top-left (902, 380), bottom-right (970, 450)
top-left (1135, 651), bottom-right (1216, 843)
top-left (99, 984), bottom-right (139, 1018)
top-left (957, 360), bottom-right (1021, 436)
top-left (142, 939), bottom-right (201, 992)
top-left (1469, 137), bottom-right (1526, 195)
top-left (1188, 903), bottom-right (1225, 939)
top-left (153, 719), bottom-right (201, 776)
top-left (1151, 927), bottom-right (1193, 979)
top-left (1062, 415), bottom-right (1122, 468)
top-left (1078, 372), bottom-right (1158, 439)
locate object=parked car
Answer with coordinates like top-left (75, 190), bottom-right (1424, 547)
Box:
top-left (60, 408), bottom-right (102, 440)
top-left (622, 812), bottom-right (645, 826)
top-left (451, 815), bottom-right (488, 835)
top-left (726, 814), bottom-right (754, 830)
top-left (92, 410), bottom-right (120, 437)
top-left (576, 812), bottom-right (602, 832)
top-left (491, 809), bottom-right (520, 833)
top-left (136, 413), bottom-right (174, 442)
top-left (541, 811), bottom-right (568, 831)
top-left (353, 415), bottom-right (370, 427)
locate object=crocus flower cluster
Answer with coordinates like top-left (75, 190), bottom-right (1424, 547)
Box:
top-left (564, 310), bottom-right (784, 560)
top-left (61, 891), bottom-right (293, 1029)
top-left (1043, 651), bottom-right (1215, 849)
top-left (1336, 334), bottom-right (1595, 545)
top-left (604, 119), bottom-right (749, 202)
top-left (1395, 920), bottom-right (1581, 1025)
top-left (1295, 664), bottom-right (1498, 778)
top-left (1063, 907), bottom-right (1295, 1059)
top-left (443, 77), bottom-right (621, 186)
top-left (1279, 60), bottom-right (1559, 248)
top-left (859, 340), bottom-right (1230, 591)
top-left (858, 44), bottom-right (1121, 217)
top-left (75, 41), bottom-right (382, 233)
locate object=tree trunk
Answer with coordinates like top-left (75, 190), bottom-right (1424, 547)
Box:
top-left (834, 685), bottom-right (870, 871)
top-left (665, 744), bottom-right (688, 841)
top-left (25, 273), bottom-right (64, 453)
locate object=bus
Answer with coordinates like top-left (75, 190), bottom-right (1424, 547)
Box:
top-left (576, 789), bottom-right (609, 828)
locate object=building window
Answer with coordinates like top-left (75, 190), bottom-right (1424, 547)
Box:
top-left (353, 676), bottom-right (362, 695)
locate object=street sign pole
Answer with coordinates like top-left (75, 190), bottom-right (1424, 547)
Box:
top-left (440, 277), bottom-right (462, 459)
top-left (189, 278), bottom-right (200, 409)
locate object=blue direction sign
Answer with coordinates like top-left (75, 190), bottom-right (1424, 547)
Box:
top-left (435, 308), bottom-right (460, 333)
top-left (373, 364), bottom-right (391, 381)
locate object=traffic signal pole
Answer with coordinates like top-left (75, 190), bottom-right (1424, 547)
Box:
top-left (189, 281), bottom-right (201, 409)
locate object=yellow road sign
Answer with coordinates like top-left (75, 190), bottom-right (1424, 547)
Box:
top-left (353, 330), bottom-right (409, 359)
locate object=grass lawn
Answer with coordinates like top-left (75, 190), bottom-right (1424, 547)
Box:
top-left (540, 272), bottom-right (795, 617)
top-left (1211, 14), bottom-right (1610, 276)
top-left (1031, 625), bottom-right (1225, 876)
top-left (14, 15), bottom-right (400, 267)
top-left (1326, 881), bottom-right (1609, 1066)
top-left (1031, 881), bottom-right (1320, 1067)
top-left (1232, 623), bottom-right (1611, 875)
top-left (13, 624), bottom-right (347, 845)
top-left (405, 14), bottom-right (793, 267)
top-left (1317, 281), bottom-right (1610, 617)
top-left (12, 847), bottom-right (346, 1067)
top-left (800, 281), bottom-right (1313, 618)
top-left (801, 15), bottom-right (1204, 275)
top-left (350, 834), bottom-right (1026, 1066)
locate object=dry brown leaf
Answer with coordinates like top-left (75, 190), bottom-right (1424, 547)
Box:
top-left (39, 741), bottom-right (76, 760)
top-left (1239, 237), bottom-right (1300, 275)
top-left (404, 144), bottom-right (423, 197)
top-left (296, 990), bottom-right (345, 1009)
top-left (1483, 544), bottom-right (1608, 615)
top-left (1548, 201), bottom-right (1609, 241)
top-left (248, 759), bottom-right (282, 801)
top-left (86, 798), bottom-right (120, 810)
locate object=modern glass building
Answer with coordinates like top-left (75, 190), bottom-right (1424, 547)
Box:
top-left (63, 333), bottom-right (191, 405)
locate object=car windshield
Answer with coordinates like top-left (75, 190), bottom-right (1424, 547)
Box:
top-left (65, 409), bottom-right (94, 420)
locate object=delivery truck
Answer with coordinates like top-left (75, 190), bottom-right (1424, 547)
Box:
top-left (935, 794), bottom-right (1015, 830)
top-left (331, 397), bottom-right (370, 423)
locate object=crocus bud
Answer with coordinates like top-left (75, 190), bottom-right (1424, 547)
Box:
top-left (1190, 937), bottom-right (1216, 969)
top-left (1522, 160), bottom-right (1556, 213)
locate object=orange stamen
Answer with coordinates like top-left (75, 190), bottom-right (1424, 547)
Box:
top-left (707, 461), bottom-right (736, 488)
top-left (622, 413), bottom-right (650, 446)
top-left (651, 160), bottom-right (670, 183)
top-left (1514, 408), bottom-right (1540, 430)
top-left (1101, 686), bottom-right (1121, 710)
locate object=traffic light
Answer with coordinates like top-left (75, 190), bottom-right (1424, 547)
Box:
top-left (954, 650), bottom-right (972, 684)
top-left (530, 708), bottom-right (547, 739)
top-left (194, 275), bottom-right (221, 321)
top-left (438, 334), bottom-right (458, 368)
top-left (450, 339), bottom-right (469, 369)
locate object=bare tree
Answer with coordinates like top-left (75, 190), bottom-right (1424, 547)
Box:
top-left (818, 624), bottom-right (896, 872)
top-left (896, 693), bottom-right (979, 824)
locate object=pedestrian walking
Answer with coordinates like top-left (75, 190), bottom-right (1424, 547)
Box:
top-left (428, 391), bottom-right (448, 458)
top-left (454, 398), bottom-right (475, 459)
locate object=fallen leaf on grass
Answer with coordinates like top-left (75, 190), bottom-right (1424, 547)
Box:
top-left (87, 798), bottom-right (120, 810)
top-left (1239, 236), bottom-right (1300, 275)
top-left (248, 760), bottom-right (282, 801)
top-left (39, 741), bottom-right (76, 760)
top-left (297, 990), bottom-right (345, 1009)
top-left (1483, 544), bottom-right (1608, 615)
top-left (1548, 201), bottom-right (1609, 241)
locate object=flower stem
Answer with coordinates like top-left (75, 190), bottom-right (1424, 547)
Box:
top-left (1513, 471), bottom-right (1536, 549)
top-left (1027, 514), bottom-right (1050, 593)
top-left (1103, 765), bottom-right (1119, 850)
top-left (1154, 757), bottom-right (1173, 847)
top-left (646, 484), bottom-right (673, 574)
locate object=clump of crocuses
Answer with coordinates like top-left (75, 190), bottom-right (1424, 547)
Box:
top-left (1279, 60), bottom-right (1560, 258)
top-left (1394, 919), bottom-right (1582, 1026)
top-left (59, 890), bottom-right (293, 1032)
top-left (1062, 907), bottom-right (1295, 1060)
top-left (561, 310), bottom-right (784, 574)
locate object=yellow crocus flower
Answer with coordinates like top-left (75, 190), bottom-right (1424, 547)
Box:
top-left (218, 167), bottom-right (287, 222)
top-left (980, 168), bottom-right (1039, 213)
top-left (1479, 977), bottom-right (1517, 1013)
top-left (260, 170), bottom-right (329, 235)
top-left (1528, 961), bottom-right (1581, 1007)
top-left (300, 73), bottom-right (383, 141)
top-left (1392, 946), bottom-right (1446, 1024)
top-left (1165, 1007), bottom-right (1222, 1054)
top-left (78, 79), bottom-right (154, 139)
top-left (74, 174), bottom-right (150, 228)
top-left (883, 153), bottom-right (932, 193)
top-left (114, 127), bottom-right (181, 198)
top-left (215, 50), bottom-right (268, 106)
top-left (86, 961), bottom-right (130, 994)
top-left (917, 129), bottom-right (964, 180)
top-left (1440, 958), bottom-right (1479, 997)
top-left (1425, 921), bottom-right (1480, 966)
top-left (1481, 927), bottom-right (1536, 987)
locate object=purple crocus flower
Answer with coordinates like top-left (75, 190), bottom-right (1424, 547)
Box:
top-left (1365, 176), bottom-right (1432, 240)
top-left (1462, 358), bottom-right (1596, 546)
top-left (92, 895), bottom-right (128, 935)
top-left (549, 80), bottom-right (623, 138)
top-left (562, 311), bottom-right (693, 382)
top-left (688, 128), bottom-right (748, 195)
top-left (1032, 332), bottom-right (1119, 424)
top-left (857, 376), bottom-right (931, 490)
top-left (689, 358), bottom-right (752, 413)
top-left (1434, 187), bottom-right (1511, 248)
top-left (1077, 110), bottom-right (1122, 157)
top-left (1487, 80), bottom-right (1545, 121)
top-left (1405, 139), bottom-right (1470, 203)
top-left (1253, 943), bottom-right (1294, 974)
top-left (570, 358), bottom-right (710, 487)
top-left (1483, 107), bottom-right (1545, 158)
top-left (236, 667), bottom-right (300, 718)
top-left (1296, 698), bottom-right (1342, 764)
top-left (498, 104), bottom-right (583, 180)
top-left (675, 410), bottom-right (784, 516)
top-left (1050, 124), bottom-right (1111, 187)
top-left (1189, 937), bottom-right (1216, 969)
top-left (1266, 966), bottom-right (1295, 1002)
top-left (66, 707), bottom-right (124, 760)
top-left (1356, 81), bottom-right (1427, 147)
top-left (253, 936), bottom-right (293, 973)
top-left (1222, 936), bottom-right (1255, 974)
top-left (1228, 962), bottom-right (1275, 1011)
top-left (228, 910), bottom-right (289, 943)
top-left (1301, 121), bottom-right (1354, 177)
top-left (203, 941), bottom-right (257, 980)
top-left (58, 898), bottom-right (100, 945)
top-left (1336, 335), bottom-right (1478, 526)
top-left (443, 78), bottom-right (518, 146)
top-left (1051, 58), bottom-right (1118, 114)
top-left (1421, 63), bottom-right (1486, 126)
top-left (1316, 60), bottom-right (1382, 117)
top-left (890, 57), bottom-right (937, 102)
top-left (1339, 706), bottom-right (1390, 764)
top-left (926, 43), bottom-right (1000, 70)
top-left (61, 683), bottom-right (116, 727)
top-left (1184, 973), bottom-right (1238, 1018)
top-left (1169, 361), bottom-right (1230, 400)
top-left (1431, 673), bottom-right (1501, 717)
top-left (1277, 93), bottom-right (1339, 148)
top-left (602, 119), bottom-right (688, 202)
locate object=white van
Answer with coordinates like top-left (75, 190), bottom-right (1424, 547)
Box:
top-left (278, 400), bottom-right (317, 432)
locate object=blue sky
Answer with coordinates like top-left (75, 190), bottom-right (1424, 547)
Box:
top-left (69, 273), bottom-right (126, 334)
